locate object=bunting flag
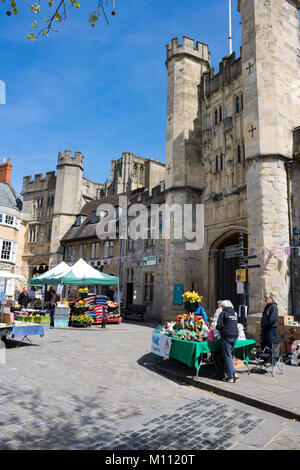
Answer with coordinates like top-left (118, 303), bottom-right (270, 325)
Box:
top-left (2, 245), bottom-right (300, 273)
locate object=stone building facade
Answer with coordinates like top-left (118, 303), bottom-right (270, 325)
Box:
top-left (60, 195), bottom-right (123, 292)
top-left (21, 150), bottom-right (165, 279)
top-left (160, 0), bottom-right (300, 320)
top-left (0, 158), bottom-right (27, 298)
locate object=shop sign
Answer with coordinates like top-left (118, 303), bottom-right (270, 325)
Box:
top-left (151, 332), bottom-right (172, 359)
top-left (142, 255), bottom-right (157, 267)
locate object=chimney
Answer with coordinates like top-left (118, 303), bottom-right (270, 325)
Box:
top-left (0, 158), bottom-right (12, 184)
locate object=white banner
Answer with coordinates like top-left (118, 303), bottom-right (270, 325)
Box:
top-left (151, 332), bottom-right (172, 359)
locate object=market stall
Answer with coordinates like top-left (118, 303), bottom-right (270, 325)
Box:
top-left (151, 291), bottom-right (256, 377)
top-left (152, 329), bottom-right (255, 376)
top-left (10, 321), bottom-right (45, 348)
top-left (33, 258), bottom-right (122, 328)
top-left (0, 271), bottom-right (26, 323)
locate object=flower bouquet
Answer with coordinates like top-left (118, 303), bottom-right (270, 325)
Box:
top-left (182, 291), bottom-right (203, 313)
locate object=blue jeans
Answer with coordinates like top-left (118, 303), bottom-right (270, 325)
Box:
top-left (261, 327), bottom-right (277, 350)
top-left (221, 337), bottom-right (237, 379)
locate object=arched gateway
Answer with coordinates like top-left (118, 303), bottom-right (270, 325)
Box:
top-left (208, 229), bottom-right (248, 313)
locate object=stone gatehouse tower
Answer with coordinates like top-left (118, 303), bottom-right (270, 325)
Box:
top-left (163, 0), bottom-right (300, 319)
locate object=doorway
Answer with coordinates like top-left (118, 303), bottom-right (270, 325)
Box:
top-left (215, 232), bottom-right (248, 312)
top-left (126, 283), bottom-right (133, 306)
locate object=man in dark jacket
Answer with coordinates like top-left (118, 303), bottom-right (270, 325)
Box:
top-left (217, 300), bottom-right (239, 383)
top-left (261, 293), bottom-right (278, 350)
top-left (18, 287), bottom-right (29, 309)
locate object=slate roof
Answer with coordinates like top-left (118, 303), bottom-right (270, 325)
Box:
top-left (61, 188), bottom-right (144, 243)
top-left (0, 183), bottom-right (22, 211)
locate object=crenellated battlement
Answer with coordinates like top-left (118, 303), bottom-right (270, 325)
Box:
top-left (57, 150), bottom-right (84, 169)
top-left (166, 36), bottom-right (210, 65)
top-left (200, 49), bottom-right (242, 98)
top-left (22, 171), bottom-right (56, 194)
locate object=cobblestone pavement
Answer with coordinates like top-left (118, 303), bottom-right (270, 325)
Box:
top-left (0, 323), bottom-right (300, 450)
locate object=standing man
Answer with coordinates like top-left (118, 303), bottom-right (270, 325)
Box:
top-left (216, 300), bottom-right (239, 383)
top-left (261, 293), bottom-right (278, 350)
top-left (18, 287), bottom-right (29, 310)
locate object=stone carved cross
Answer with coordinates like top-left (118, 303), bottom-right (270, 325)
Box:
top-left (248, 124), bottom-right (256, 138)
top-left (246, 62), bottom-right (254, 74)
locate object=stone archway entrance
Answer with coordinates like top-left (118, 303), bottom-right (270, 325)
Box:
top-left (212, 231), bottom-right (248, 312)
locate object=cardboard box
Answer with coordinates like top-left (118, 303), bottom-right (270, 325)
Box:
top-left (3, 312), bottom-right (13, 325)
top-left (283, 325), bottom-right (300, 335)
top-left (278, 315), bottom-right (294, 325)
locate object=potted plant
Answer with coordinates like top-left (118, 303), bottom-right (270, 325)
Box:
top-left (71, 314), bottom-right (93, 328)
top-left (74, 299), bottom-right (89, 315)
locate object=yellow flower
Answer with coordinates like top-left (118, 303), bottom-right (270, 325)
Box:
top-left (182, 291), bottom-right (202, 303)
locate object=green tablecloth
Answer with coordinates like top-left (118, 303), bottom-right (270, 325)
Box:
top-left (154, 330), bottom-right (256, 374)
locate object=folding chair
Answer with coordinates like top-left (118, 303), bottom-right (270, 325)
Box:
top-left (251, 338), bottom-right (283, 377)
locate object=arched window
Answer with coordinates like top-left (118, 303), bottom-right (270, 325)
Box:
top-left (235, 96), bottom-right (240, 114)
top-left (220, 153), bottom-right (223, 171)
top-left (215, 109), bottom-right (218, 125)
top-left (241, 94), bottom-right (243, 111)
top-left (219, 106), bottom-right (222, 123)
top-left (216, 155), bottom-right (219, 172)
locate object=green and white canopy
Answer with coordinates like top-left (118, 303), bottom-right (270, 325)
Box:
top-left (43, 258), bottom-right (119, 286)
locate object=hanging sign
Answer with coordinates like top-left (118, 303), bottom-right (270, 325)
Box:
top-left (236, 269), bottom-right (246, 282)
top-left (237, 282), bottom-right (244, 294)
top-left (56, 284), bottom-right (63, 295)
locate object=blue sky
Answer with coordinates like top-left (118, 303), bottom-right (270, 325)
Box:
top-left (0, 0), bottom-right (242, 194)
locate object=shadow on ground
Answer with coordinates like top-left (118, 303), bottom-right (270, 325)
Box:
top-left (0, 385), bottom-right (137, 450)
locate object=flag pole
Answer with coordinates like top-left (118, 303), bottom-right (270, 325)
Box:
top-left (229, 0), bottom-right (232, 55)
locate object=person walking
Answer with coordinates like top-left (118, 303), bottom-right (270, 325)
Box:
top-left (49, 288), bottom-right (57, 327)
top-left (261, 292), bottom-right (278, 350)
top-left (216, 300), bottom-right (239, 383)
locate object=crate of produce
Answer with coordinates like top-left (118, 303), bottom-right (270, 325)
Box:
top-left (14, 314), bottom-right (27, 322)
top-left (54, 319), bottom-right (69, 328)
top-left (24, 316), bottom-right (35, 323)
top-left (34, 316), bottom-right (51, 323)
